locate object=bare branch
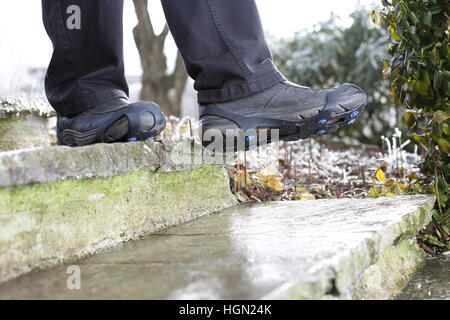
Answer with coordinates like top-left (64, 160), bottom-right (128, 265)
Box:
top-left (158, 24), bottom-right (170, 42)
top-left (173, 53), bottom-right (187, 84)
top-left (132, 1), bottom-right (188, 116)
top-left (170, 52), bottom-right (189, 106)
top-left (133, 0), bottom-right (155, 39)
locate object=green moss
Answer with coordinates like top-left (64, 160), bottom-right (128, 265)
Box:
top-left (1, 166), bottom-right (226, 211)
top-left (397, 200), bottom-right (434, 242)
top-left (352, 239), bottom-right (425, 300)
top-left (0, 165), bottom-right (236, 282)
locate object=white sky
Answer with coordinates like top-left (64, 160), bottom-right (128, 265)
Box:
top-left (0, 0), bottom-right (375, 93)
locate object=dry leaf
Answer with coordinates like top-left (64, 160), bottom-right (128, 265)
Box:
top-left (256, 173), bottom-right (284, 192)
top-left (265, 176), bottom-right (285, 192)
top-left (375, 168), bottom-right (385, 183)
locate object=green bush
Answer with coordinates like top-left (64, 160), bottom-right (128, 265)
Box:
top-left (378, 0), bottom-right (449, 251)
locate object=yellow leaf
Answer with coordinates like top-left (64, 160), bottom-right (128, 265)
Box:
top-left (294, 193), bottom-right (316, 201)
top-left (256, 173), bottom-right (284, 192)
top-left (389, 25), bottom-right (401, 41)
top-left (256, 165), bottom-right (284, 192)
top-left (265, 177), bottom-right (284, 192)
top-left (375, 169), bottom-right (386, 183)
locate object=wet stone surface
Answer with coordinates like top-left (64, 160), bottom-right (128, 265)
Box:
top-left (396, 258), bottom-right (450, 300)
top-left (0, 195), bottom-right (434, 300)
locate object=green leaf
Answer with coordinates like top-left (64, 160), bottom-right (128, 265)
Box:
top-left (435, 111), bottom-right (450, 125)
top-left (438, 178), bottom-right (449, 193)
top-left (403, 111), bottom-right (416, 128)
top-left (429, 5), bottom-right (443, 15)
top-left (431, 131), bottom-right (441, 143)
top-left (424, 235), bottom-right (447, 248)
top-left (423, 11), bottom-right (432, 27)
top-left (431, 46), bottom-right (440, 65)
top-left (411, 133), bottom-right (429, 148)
top-left (434, 71), bottom-right (443, 92)
top-left (423, 70), bottom-right (431, 86)
top-left (371, 187), bottom-right (380, 198)
top-left (443, 123), bottom-right (450, 136)
top-left (443, 70), bottom-right (450, 80)
top-left (413, 80), bottom-right (429, 95)
top-left (438, 139), bottom-right (450, 154)
top-left (438, 194), bottom-right (449, 207)
top-left (445, 80), bottom-right (450, 96)
top-left (408, 11), bottom-right (420, 25)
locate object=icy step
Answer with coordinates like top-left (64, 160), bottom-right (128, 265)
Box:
top-left (0, 195), bottom-right (435, 300)
top-left (0, 140), bottom-right (237, 283)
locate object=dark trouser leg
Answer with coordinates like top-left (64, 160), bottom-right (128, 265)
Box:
top-left (41, 0), bottom-right (129, 117)
top-left (161, 0), bottom-right (285, 104)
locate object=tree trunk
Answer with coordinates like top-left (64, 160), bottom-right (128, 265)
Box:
top-left (132, 0), bottom-right (188, 117)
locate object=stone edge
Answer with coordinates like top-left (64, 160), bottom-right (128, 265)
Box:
top-left (262, 195), bottom-right (436, 300)
top-left (0, 97), bottom-right (55, 119)
top-left (0, 139), bottom-right (230, 188)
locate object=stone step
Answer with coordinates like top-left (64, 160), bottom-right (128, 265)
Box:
top-left (0, 195), bottom-right (435, 300)
top-left (0, 140), bottom-right (237, 283)
top-left (0, 97), bottom-right (55, 151)
top-left (396, 257), bottom-right (450, 300)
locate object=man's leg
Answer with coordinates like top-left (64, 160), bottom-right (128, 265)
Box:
top-left (162, 0), bottom-right (367, 152)
top-left (42, 0), bottom-right (165, 146)
top-left (161, 0), bottom-right (285, 104)
top-left (42, 0), bottom-right (128, 116)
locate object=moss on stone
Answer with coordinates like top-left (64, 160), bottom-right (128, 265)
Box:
top-left (0, 165), bottom-right (237, 283)
top-left (351, 239), bottom-right (425, 300)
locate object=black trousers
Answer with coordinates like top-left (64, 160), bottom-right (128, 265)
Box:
top-left (42, 0), bottom-right (285, 117)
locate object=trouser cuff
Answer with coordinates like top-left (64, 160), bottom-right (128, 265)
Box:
top-left (197, 71), bottom-right (286, 104)
top-left (53, 88), bottom-right (129, 117)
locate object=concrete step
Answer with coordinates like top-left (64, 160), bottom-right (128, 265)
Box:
top-left (0, 97), bottom-right (55, 151)
top-left (0, 140), bottom-right (237, 283)
top-left (0, 195), bottom-right (435, 300)
top-left (396, 257), bottom-right (450, 300)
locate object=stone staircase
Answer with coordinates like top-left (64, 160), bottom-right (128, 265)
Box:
top-left (0, 195), bottom-right (436, 300)
top-left (0, 97), bottom-right (237, 283)
top-left (0, 97), bottom-right (437, 300)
